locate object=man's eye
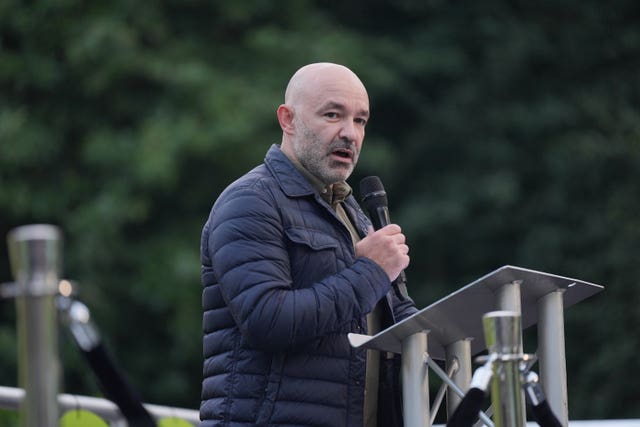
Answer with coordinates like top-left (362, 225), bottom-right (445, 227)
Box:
top-left (325, 112), bottom-right (338, 119)
top-left (355, 118), bottom-right (367, 126)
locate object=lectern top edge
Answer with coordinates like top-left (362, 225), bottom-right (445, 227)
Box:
top-left (349, 265), bottom-right (604, 358)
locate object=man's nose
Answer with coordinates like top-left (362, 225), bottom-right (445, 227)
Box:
top-left (339, 119), bottom-right (360, 142)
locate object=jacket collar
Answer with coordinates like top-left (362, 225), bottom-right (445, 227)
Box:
top-left (264, 144), bottom-right (369, 237)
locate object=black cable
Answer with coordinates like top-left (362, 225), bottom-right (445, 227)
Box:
top-left (58, 296), bottom-right (156, 427)
top-left (446, 388), bottom-right (486, 427)
top-left (81, 343), bottom-right (156, 427)
top-left (530, 399), bottom-right (563, 427)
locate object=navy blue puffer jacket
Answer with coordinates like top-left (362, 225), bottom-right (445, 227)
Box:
top-left (200, 145), bottom-right (416, 427)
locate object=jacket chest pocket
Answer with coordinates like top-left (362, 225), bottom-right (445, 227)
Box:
top-left (284, 227), bottom-right (340, 288)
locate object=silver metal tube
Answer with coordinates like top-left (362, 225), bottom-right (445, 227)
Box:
top-left (401, 331), bottom-right (429, 427)
top-left (496, 281), bottom-right (522, 313)
top-left (538, 290), bottom-right (568, 426)
top-left (483, 311), bottom-right (525, 427)
top-left (430, 361), bottom-right (457, 426)
top-left (496, 281), bottom-right (527, 423)
top-left (445, 339), bottom-right (472, 417)
top-left (7, 224), bottom-right (62, 427)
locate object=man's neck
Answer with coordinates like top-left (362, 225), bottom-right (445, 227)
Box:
top-left (280, 146), bottom-right (351, 205)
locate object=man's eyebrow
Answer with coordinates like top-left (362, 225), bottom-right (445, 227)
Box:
top-left (320, 101), bottom-right (370, 118)
top-left (320, 101), bottom-right (346, 111)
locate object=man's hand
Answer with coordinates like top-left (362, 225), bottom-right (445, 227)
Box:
top-left (355, 224), bottom-right (410, 281)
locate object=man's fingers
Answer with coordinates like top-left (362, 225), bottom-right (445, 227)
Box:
top-left (378, 223), bottom-right (401, 235)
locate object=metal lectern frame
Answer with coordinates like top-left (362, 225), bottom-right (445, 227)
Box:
top-left (348, 265), bottom-right (604, 427)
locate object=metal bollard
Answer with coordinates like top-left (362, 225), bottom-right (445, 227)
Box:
top-left (7, 224), bottom-right (63, 427)
top-left (482, 311), bottom-right (525, 427)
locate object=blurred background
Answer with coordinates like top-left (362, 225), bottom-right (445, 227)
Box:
top-left (1, 0), bottom-right (639, 423)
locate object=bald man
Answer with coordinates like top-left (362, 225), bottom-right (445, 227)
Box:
top-left (199, 63), bottom-right (417, 427)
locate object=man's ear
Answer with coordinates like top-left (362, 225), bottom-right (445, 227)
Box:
top-left (277, 104), bottom-right (295, 135)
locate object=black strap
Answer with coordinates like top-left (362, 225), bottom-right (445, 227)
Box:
top-left (81, 343), bottom-right (156, 427)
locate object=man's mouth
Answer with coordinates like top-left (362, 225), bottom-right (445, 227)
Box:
top-left (331, 148), bottom-right (353, 161)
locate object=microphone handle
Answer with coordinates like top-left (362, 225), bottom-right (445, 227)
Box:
top-left (394, 271), bottom-right (409, 301)
top-left (369, 205), bottom-right (391, 230)
top-left (367, 206), bottom-right (409, 300)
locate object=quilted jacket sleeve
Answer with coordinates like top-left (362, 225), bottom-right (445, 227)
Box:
top-left (208, 184), bottom-right (393, 352)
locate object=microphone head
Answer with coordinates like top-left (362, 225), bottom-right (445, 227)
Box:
top-left (359, 176), bottom-right (388, 211)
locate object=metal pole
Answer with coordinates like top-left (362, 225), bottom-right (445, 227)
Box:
top-left (401, 331), bottom-right (429, 427)
top-left (445, 339), bottom-right (472, 418)
top-left (496, 280), bottom-right (527, 424)
top-left (496, 280), bottom-right (522, 313)
top-left (430, 362), bottom-right (457, 426)
top-left (483, 311), bottom-right (525, 427)
top-left (538, 290), bottom-right (568, 427)
top-left (7, 224), bottom-right (62, 427)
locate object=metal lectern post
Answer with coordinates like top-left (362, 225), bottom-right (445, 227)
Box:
top-left (496, 280), bottom-right (522, 313)
top-left (445, 339), bottom-right (472, 418)
top-left (538, 290), bottom-right (568, 427)
top-left (401, 331), bottom-right (430, 427)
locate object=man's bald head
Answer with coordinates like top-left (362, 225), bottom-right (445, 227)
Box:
top-left (277, 62), bottom-right (370, 184)
top-left (284, 63), bottom-right (368, 108)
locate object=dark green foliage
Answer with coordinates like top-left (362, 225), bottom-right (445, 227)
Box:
top-left (1, 0), bottom-right (638, 420)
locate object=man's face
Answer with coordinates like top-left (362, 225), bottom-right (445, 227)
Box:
top-left (289, 78), bottom-right (369, 185)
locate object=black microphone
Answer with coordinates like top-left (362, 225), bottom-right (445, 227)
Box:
top-left (359, 176), bottom-right (409, 300)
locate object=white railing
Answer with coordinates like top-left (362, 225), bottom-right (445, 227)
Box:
top-left (0, 386), bottom-right (200, 426)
